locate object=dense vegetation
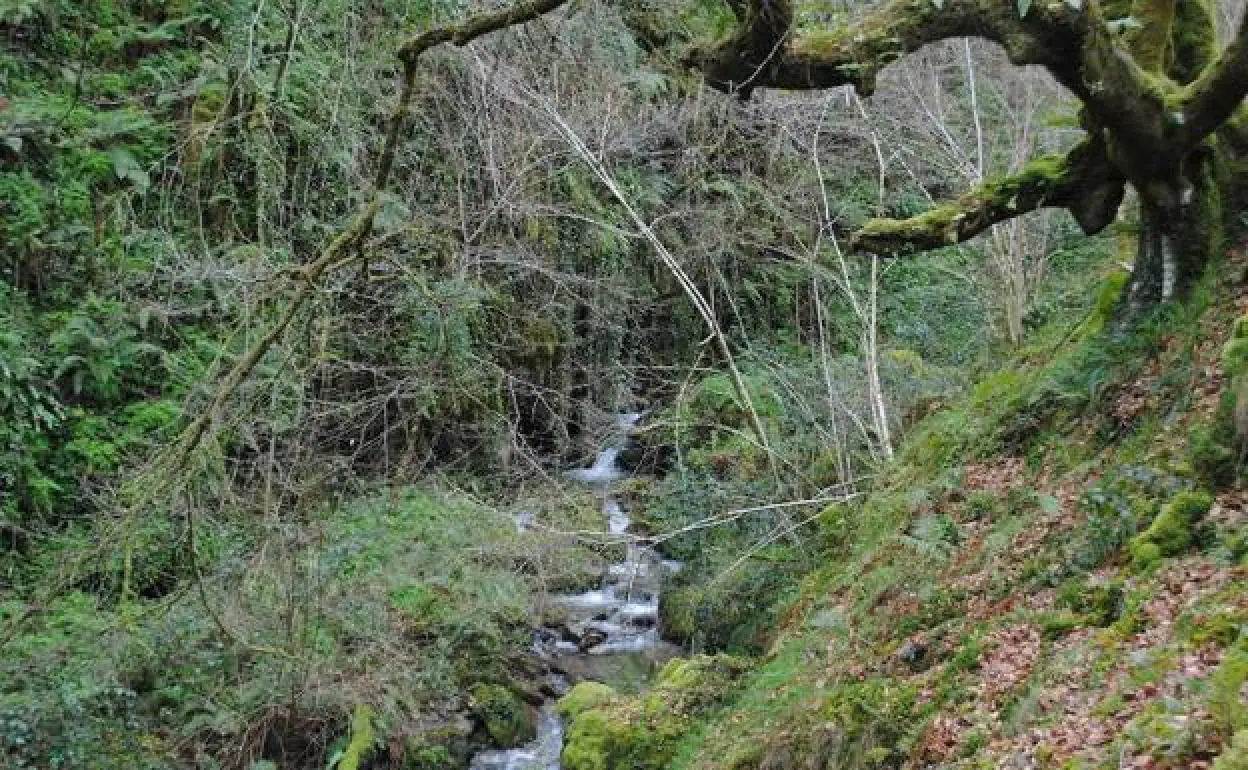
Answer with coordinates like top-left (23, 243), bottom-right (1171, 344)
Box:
top-left (2, 0), bottom-right (1246, 769)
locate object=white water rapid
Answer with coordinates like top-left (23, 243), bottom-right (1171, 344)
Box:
top-left (469, 413), bottom-right (682, 770)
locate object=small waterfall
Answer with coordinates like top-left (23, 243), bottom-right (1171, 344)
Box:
top-left (564, 447), bottom-right (626, 484)
top-left (470, 412), bottom-right (681, 770)
top-left (470, 702), bottom-right (564, 770)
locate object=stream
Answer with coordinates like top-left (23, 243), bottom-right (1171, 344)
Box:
top-left (469, 414), bottom-right (683, 770)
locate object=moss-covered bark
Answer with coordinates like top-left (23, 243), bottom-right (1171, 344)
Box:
top-left (853, 141), bottom-right (1125, 255)
top-left (687, 0), bottom-right (1248, 309)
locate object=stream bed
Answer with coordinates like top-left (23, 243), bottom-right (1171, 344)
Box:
top-left (470, 414), bottom-right (682, 770)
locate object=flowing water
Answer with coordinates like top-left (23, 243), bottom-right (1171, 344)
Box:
top-left (469, 702), bottom-right (565, 770)
top-left (470, 414), bottom-right (682, 770)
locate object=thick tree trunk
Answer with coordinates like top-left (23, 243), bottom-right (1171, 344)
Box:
top-left (1127, 146), bottom-right (1226, 308)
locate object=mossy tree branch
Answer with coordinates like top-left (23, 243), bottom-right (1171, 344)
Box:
top-left (851, 139), bottom-right (1126, 254)
top-left (690, 0), bottom-right (1170, 155)
top-left (687, 0), bottom-right (1245, 301)
top-left (1177, 11), bottom-right (1248, 151)
top-left (398, 0), bottom-right (570, 64)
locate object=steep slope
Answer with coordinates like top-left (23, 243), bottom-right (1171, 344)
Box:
top-left (560, 246), bottom-right (1248, 770)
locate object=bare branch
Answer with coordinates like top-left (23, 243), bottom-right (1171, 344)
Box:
top-left (166, 0), bottom-right (573, 477)
top-left (851, 139), bottom-right (1125, 254)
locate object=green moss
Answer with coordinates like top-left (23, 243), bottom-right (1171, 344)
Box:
top-left (471, 684), bottom-right (536, 748)
top-left (1214, 730), bottom-right (1248, 770)
top-left (1056, 577), bottom-right (1124, 626)
top-left (561, 709), bottom-right (619, 770)
top-left (558, 682), bottom-right (619, 720)
top-left (1125, 0), bottom-right (1178, 72)
top-left (855, 152), bottom-right (1074, 253)
top-left (559, 656), bottom-right (751, 770)
top-left (338, 704), bottom-right (377, 770)
top-left (655, 655), bottom-right (753, 693)
top-left (1188, 422), bottom-right (1238, 487)
top-left (1211, 645), bottom-right (1248, 733)
top-left (1168, 0), bottom-right (1217, 82)
top-left (1223, 337), bottom-right (1248, 379)
top-left (1130, 540), bottom-right (1164, 570)
top-left (1129, 489), bottom-right (1213, 568)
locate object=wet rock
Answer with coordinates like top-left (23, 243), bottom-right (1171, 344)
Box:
top-left (897, 639), bottom-right (927, 668)
top-left (469, 683), bottom-right (537, 748)
top-left (507, 677), bottom-right (546, 707)
top-left (540, 603), bottom-right (570, 628)
top-left (538, 680), bottom-right (564, 699)
top-left (401, 709), bottom-right (479, 768)
top-left (504, 651), bottom-right (550, 680)
top-left (578, 628), bottom-right (608, 652)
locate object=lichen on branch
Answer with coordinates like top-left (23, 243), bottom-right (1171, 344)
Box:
top-left (851, 140), bottom-right (1126, 255)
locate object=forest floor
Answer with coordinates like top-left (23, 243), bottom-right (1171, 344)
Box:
top-left (556, 246), bottom-right (1248, 770)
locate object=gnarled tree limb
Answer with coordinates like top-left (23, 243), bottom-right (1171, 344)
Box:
top-left (398, 0), bottom-right (569, 64)
top-left (851, 139), bottom-right (1126, 255)
top-left (1177, 10), bottom-right (1248, 150)
top-left (691, 0), bottom-right (1170, 159)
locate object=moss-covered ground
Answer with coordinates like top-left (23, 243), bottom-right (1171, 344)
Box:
top-left (0, 482), bottom-right (613, 768)
top-left (562, 247), bottom-right (1248, 770)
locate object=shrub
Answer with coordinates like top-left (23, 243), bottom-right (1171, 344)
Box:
top-left (1211, 644), bottom-right (1248, 734)
top-left (1189, 422), bottom-right (1238, 488)
top-left (1056, 577), bottom-right (1124, 627)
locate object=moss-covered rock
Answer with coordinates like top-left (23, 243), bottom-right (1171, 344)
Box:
top-left (558, 655), bottom-right (752, 770)
top-left (470, 684), bottom-right (536, 748)
top-left (558, 681), bottom-right (620, 720)
top-left (1129, 490), bottom-right (1213, 568)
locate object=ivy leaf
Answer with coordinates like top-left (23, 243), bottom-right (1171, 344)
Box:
top-left (1016, 0), bottom-right (1032, 17)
